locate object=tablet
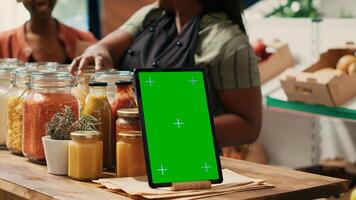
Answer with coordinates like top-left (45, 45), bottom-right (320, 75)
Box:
top-left (134, 68), bottom-right (223, 188)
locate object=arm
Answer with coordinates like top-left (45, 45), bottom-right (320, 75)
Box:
top-left (70, 3), bottom-right (160, 74)
top-left (70, 29), bottom-right (133, 74)
top-left (214, 87), bottom-right (262, 147)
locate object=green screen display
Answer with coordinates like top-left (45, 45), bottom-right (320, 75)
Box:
top-left (137, 70), bottom-right (221, 185)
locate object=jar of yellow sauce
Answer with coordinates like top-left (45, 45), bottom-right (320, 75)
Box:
top-left (116, 131), bottom-right (146, 177)
top-left (68, 131), bottom-right (103, 181)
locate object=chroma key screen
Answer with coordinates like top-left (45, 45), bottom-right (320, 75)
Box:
top-left (136, 70), bottom-right (222, 186)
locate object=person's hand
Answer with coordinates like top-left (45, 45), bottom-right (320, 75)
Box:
top-left (70, 44), bottom-right (114, 75)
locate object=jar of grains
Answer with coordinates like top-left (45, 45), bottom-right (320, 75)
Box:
top-left (6, 70), bottom-right (31, 155)
top-left (23, 72), bottom-right (79, 164)
top-left (0, 67), bottom-right (16, 148)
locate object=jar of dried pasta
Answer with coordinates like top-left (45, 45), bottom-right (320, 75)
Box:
top-left (0, 67), bottom-right (16, 148)
top-left (6, 70), bottom-right (31, 155)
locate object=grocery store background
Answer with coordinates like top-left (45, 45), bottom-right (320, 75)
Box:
top-left (1, 0), bottom-right (356, 168)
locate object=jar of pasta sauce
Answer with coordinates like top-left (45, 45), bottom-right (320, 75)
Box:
top-left (23, 72), bottom-right (79, 164)
top-left (116, 109), bottom-right (141, 141)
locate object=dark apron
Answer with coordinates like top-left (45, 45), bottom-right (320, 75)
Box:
top-left (120, 12), bottom-right (201, 70)
top-left (120, 12), bottom-right (222, 118)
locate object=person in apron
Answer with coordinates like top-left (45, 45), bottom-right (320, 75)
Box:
top-left (70, 0), bottom-right (262, 149)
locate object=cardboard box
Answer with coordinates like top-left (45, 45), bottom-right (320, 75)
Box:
top-left (281, 44), bottom-right (356, 107)
top-left (259, 41), bottom-right (295, 83)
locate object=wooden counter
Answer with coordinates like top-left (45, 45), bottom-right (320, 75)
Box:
top-left (0, 150), bottom-right (348, 200)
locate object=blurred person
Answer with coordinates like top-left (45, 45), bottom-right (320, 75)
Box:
top-left (70, 0), bottom-right (262, 148)
top-left (0, 0), bottom-right (97, 64)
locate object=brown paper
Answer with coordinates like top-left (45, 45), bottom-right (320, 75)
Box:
top-left (94, 169), bottom-right (274, 199)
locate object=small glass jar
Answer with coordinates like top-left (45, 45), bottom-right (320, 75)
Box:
top-left (92, 70), bottom-right (132, 104)
top-left (23, 72), bottom-right (79, 164)
top-left (6, 70), bottom-right (31, 155)
top-left (116, 109), bottom-right (141, 141)
top-left (68, 131), bottom-right (103, 181)
top-left (116, 131), bottom-right (146, 177)
top-left (0, 67), bottom-right (17, 147)
top-left (82, 82), bottom-right (113, 169)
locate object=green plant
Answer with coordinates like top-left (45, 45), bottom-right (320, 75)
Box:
top-left (266, 0), bottom-right (320, 19)
top-left (46, 106), bottom-right (98, 140)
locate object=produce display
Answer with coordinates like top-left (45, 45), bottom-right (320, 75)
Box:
top-left (0, 60), bottom-right (146, 181)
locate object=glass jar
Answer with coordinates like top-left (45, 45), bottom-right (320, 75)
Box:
top-left (112, 80), bottom-right (137, 120)
top-left (23, 72), bottom-right (79, 164)
top-left (116, 109), bottom-right (141, 141)
top-left (6, 70), bottom-right (31, 155)
top-left (68, 131), bottom-right (103, 181)
top-left (71, 71), bottom-right (94, 112)
top-left (116, 131), bottom-right (146, 177)
top-left (0, 67), bottom-right (16, 147)
top-left (92, 70), bottom-right (132, 104)
top-left (82, 82), bottom-right (113, 169)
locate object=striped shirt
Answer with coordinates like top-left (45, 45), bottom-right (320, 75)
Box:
top-left (120, 3), bottom-right (260, 114)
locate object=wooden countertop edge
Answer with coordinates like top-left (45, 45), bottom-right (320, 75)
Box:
top-left (0, 177), bottom-right (53, 200)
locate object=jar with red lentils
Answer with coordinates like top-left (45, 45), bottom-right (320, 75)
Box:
top-left (23, 72), bottom-right (79, 164)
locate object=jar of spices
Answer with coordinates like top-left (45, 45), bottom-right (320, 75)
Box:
top-left (68, 131), bottom-right (103, 181)
top-left (82, 82), bottom-right (113, 169)
top-left (23, 72), bottom-right (79, 164)
top-left (112, 80), bottom-right (137, 121)
top-left (116, 109), bottom-right (141, 141)
top-left (116, 131), bottom-right (146, 177)
top-left (92, 70), bottom-right (132, 104)
top-left (6, 70), bottom-right (31, 155)
top-left (0, 67), bottom-right (16, 148)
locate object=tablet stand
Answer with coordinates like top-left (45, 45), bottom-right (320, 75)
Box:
top-left (171, 181), bottom-right (212, 191)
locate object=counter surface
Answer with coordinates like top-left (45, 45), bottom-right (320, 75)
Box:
top-left (0, 150), bottom-right (348, 200)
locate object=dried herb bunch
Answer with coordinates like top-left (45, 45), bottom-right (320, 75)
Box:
top-left (46, 106), bottom-right (98, 140)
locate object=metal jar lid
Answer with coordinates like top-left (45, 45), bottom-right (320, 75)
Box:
top-left (118, 131), bottom-right (142, 138)
top-left (70, 131), bottom-right (101, 140)
top-left (117, 108), bottom-right (139, 118)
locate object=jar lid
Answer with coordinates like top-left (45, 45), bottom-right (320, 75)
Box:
top-left (115, 80), bottom-right (133, 85)
top-left (70, 131), bottom-right (101, 139)
top-left (119, 131), bottom-right (142, 138)
top-left (117, 108), bottom-right (139, 117)
top-left (89, 82), bottom-right (108, 87)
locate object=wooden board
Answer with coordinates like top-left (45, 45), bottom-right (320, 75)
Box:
top-left (0, 150), bottom-right (348, 200)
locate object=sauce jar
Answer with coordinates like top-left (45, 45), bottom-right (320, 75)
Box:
top-left (68, 131), bottom-right (103, 181)
top-left (92, 70), bottom-right (132, 104)
top-left (116, 131), bottom-right (146, 177)
top-left (82, 82), bottom-right (113, 169)
top-left (116, 109), bottom-right (141, 141)
top-left (23, 72), bottom-right (79, 164)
